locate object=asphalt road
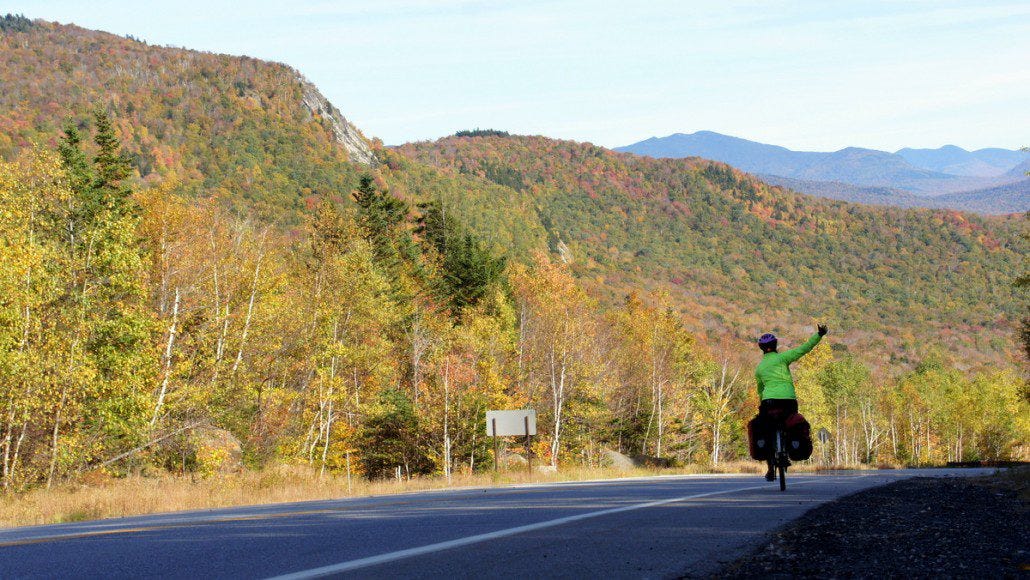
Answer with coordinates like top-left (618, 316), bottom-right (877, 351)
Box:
top-left (0, 468), bottom-right (993, 579)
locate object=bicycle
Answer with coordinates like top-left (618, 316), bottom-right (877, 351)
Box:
top-left (763, 406), bottom-right (791, 491)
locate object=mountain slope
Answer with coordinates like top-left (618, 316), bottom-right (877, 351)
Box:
top-left (933, 179), bottom-right (1030, 215)
top-left (0, 18), bottom-right (374, 219)
top-left (399, 135), bottom-right (1025, 361)
top-left (791, 147), bottom-right (950, 189)
top-left (1007, 159), bottom-right (1030, 178)
top-left (756, 175), bottom-right (943, 210)
top-left (0, 17), bottom-right (553, 266)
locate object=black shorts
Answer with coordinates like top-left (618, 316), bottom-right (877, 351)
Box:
top-left (759, 398), bottom-right (798, 424)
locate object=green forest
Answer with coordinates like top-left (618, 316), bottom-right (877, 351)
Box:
top-left (0, 17), bottom-right (1027, 493)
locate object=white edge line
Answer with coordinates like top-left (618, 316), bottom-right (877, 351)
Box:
top-left (267, 478), bottom-right (838, 580)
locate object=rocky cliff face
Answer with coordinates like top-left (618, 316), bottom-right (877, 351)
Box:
top-left (298, 76), bottom-right (377, 166)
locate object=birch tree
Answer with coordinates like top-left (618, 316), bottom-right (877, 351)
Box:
top-left (512, 254), bottom-right (597, 467)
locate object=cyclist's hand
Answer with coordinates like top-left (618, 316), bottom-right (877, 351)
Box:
top-left (817, 324), bottom-right (828, 336)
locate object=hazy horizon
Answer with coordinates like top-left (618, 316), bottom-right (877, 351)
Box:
top-left (5, 1), bottom-right (1028, 152)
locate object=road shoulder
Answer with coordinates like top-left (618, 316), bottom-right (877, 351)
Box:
top-left (714, 468), bottom-right (1029, 578)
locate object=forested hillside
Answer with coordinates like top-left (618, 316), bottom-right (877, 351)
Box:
top-left (0, 17), bottom-right (1026, 494)
top-left (397, 135), bottom-right (1025, 365)
top-left (0, 16), bottom-right (373, 220)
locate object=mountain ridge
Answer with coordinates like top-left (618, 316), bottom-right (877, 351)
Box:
top-left (616, 131), bottom-right (1027, 212)
top-left (896, 144), bottom-right (1028, 177)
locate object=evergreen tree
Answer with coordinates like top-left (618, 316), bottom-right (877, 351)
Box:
top-left (353, 175), bottom-right (407, 260)
top-left (0, 13), bottom-right (33, 33)
top-left (352, 174), bottom-right (424, 302)
top-left (357, 389), bottom-right (432, 479)
top-left (57, 124), bottom-right (92, 197)
top-left (54, 109), bottom-right (153, 476)
top-left (57, 124), bottom-right (94, 242)
top-left (91, 108), bottom-right (134, 215)
top-left (416, 200), bottom-right (506, 315)
top-left (444, 232), bottom-right (506, 313)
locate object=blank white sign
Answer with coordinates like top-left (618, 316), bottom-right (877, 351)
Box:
top-left (486, 410), bottom-right (537, 436)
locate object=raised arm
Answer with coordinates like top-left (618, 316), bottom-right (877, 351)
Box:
top-left (781, 332), bottom-right (822, 364)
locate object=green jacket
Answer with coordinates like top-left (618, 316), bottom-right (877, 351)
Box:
top-left (755, 333), bottom-right (822, 400)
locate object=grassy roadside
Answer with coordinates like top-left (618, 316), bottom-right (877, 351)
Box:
top-left (0, 459), bottom-right (846, 528)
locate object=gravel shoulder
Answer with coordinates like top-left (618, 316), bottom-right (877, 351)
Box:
top-left (715, 468), bottom-right (1029, 578)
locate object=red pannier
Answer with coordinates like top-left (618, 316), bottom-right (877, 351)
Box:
top-left (747, 416), bottom-right (771, 460)
top-left (784, 412), bottom-right (813, 461)
top-left (747, 412), bottom-right (813, 461)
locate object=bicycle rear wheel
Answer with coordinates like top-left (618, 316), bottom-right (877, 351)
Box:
top-left (775, 430), bottom-right (787, 491)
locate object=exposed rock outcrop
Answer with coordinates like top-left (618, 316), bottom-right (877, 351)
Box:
top-left (190, 426), bottom-right (244, 475)
top-left (298, 75), bottom-right (377, 167)
top-left (600, 448), bottom-right (635, 470)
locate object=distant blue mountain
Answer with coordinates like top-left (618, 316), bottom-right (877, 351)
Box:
top-left (615, 131), bottom-right (1028, 213)
top-left (895, 145), bottom-right (1028, 177)
top-left (615, 131), bottom-right (957, 192)
top-left (614, 131), bottom-right (820, 176)
top-left (616, 131), bottom-right (1024, 194)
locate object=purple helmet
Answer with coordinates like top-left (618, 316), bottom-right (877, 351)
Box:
top-left (758, 333), bottom-right (777, 345)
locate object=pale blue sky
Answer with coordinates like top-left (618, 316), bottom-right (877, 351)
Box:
top-left (6, 0), bottom-right (1029, 151)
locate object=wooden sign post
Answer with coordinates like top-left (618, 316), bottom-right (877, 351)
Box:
top-left (492, 418), bottom-right (499, 473)
top-left (817, 427), bottom-right (831, 465)
top-left (525, 415), bottom-right (532, 474)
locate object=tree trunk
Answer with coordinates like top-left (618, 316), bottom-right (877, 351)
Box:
top-left (230, 246), bottom-right (264, 381)
top-left (712, 418), bottom-right (721, 465)
top-left (549, 344), bottom-right (567, 468)
top-left (151, 286), bottom-right (180, 429)
top-left (656, 380), bottom-right (664, 458)
top-left (408, 313), bottom-right (430, 409)
top-left (834, 406), bottom-right (841, 465)
top-left (443, 358), bottom-right (451, 482)
top-left (320, 395), bottom-right (333, 479)
top-left (10, 419), bottom-right (27, 487)
top-left (517, 305), bottom-right (526, 390)
top-left (890, 414), bottom-right (898, 460)
top-left (46, 385), bottom-right (69, 489)
top-left (345, 451), bottom-right (352, 493)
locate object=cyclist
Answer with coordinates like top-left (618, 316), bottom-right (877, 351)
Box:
top-left (755, 324), bottom-right (827, 481)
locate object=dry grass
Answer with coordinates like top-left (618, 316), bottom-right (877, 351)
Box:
top-left (0, 460), bottom-right (869, 529)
